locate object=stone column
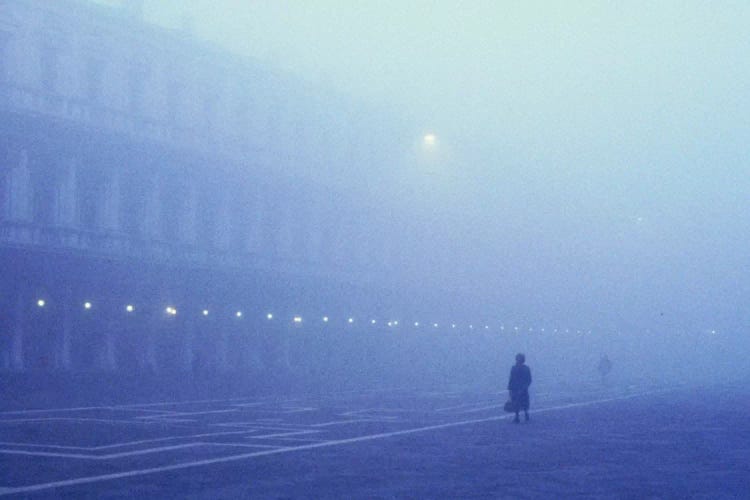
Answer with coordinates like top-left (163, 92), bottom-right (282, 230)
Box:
top-left (101, 168), bottom-right (121, 232)
top-left (214, 194), bottom-right (232, 251)
top-left (143, 173), bottom-right (162, 240)
top-left (180, 181), bottom-right (198, 245)
top-left (216, 327), bottom-right (229, 372)
top-left (183, 316), bottom-right (195, 372)
top-left (11, 289), bottom-right (25, 371)
top-left (135, 310), bottom-right (158, 374)
top-left (102, 319), bottom-right (117, 371)
top-left (7, 149), bottom-right (31, 222)
top-left (55, 158), bottom-right (78, 227)
top-left (307, 202), bottom-right (322, 265)
top-left (57, 288), bottom-right (73, 370)
top-left (279, 328), bottom-right (291, 371)
top-left (278, 202), bottom-right (294, 263)
top-left (246, 185), bottom-right (263, 255)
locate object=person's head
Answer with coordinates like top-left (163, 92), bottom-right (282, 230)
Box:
top-left (515, 353), bottom-right (525, 365)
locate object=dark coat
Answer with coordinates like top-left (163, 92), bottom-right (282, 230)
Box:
top-left (508, 364), bottom-right (532, 410)
top-left (508, 364), bottom-right (532, 392)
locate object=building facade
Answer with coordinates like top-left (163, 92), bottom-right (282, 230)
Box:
top-left (0, 0), bottom-right (416, 376)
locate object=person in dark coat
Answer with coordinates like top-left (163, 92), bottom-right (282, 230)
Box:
top-left (508, 353), bottom-right (532, 423)
top-left (597, 354), bottom-right (612, 384)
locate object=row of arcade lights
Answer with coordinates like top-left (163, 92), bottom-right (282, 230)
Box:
top-left (31, 298), bottom-right (602, 334)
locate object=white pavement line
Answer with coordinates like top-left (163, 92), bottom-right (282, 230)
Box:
top-left (203, 443), bottom-right (281, 449)
top-left (211, 422), bottom-right (310, 430)
top-left (279, 407), bottom-right (317, 414)
top-left (0, 417), bottom-right (179, 426)
top-left (271, 437), bottom-right (328, 443)
top-left (0, 390), bottom-right (669, 496)
top-left (0, 406), bottom-right (117, 416)
top-left (112, 397), bottom-right (253, 409)
top-left (0, 398), bottom-right (251, 416)
top-left (245, 424), bottom-right (313, 430)
top-left (0, 441), bottom-right (283, 460)
top-left (137, 409), bottom-right (239, 419)
top-left (341, 408), bottom-right (417, 416)
top-left (311, 419), bottom-right (399, 427)
top-left (248, 430), bottom-right (321, 439)
top-left (0, 431), bottom-right (254, 451)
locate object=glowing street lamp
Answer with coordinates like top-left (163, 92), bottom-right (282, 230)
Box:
top-left (37, 299), bottom-right (45, 308)
top-left (126, 304), bottom-right (135, 313)
top-left (84, 301), bottom-right (92, 310)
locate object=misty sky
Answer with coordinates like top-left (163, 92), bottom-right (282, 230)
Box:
top-left (100, 1), bottom-right (749, 330)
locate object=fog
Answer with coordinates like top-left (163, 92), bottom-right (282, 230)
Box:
top-left (119, 0), bottom-right (750, 383)
top-left (2, 0), bottom-right (748, 393)
top-left (1, 2), bottom-right (749, 496)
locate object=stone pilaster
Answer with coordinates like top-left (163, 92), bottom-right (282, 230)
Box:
top-left (144, 319), bottom-right (158, 373)
top-left (57, 289), bottom-right (73, 370)
top-left (246, 185), bottom-right (263, 255)
top-left (55, 157), bottom-right (78, 227)
top-left (307, 203), bottom-right (322, 265)
top-left (183, 316), bottom-right (195, 372)
top-left (102, 319), bottom-right (117, 371)
top-left (11, 289), bottom-right (25, 371)
top-left (101, 168), bottom-right (121, 232)
top-left (7, 149), bottom-right (31, 222)
top-left (180, 180), bottom-right (197, 245)
top-left (214, 195), bottom-right (232, 251)
top-left (143, 173), bottom-right (161, 240)
top-left (278, 203), bottom-right (294, 262)
top-left (216, 326), bottom-right (229, 372)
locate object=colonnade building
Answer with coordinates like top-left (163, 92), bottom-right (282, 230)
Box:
top-left (0, 0), bottom-right (419, 376)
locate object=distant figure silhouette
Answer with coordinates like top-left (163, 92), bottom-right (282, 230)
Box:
top-left (598, 354), bottom-right (612, 384)
top-left (507, 353), bottom-right (532, 423)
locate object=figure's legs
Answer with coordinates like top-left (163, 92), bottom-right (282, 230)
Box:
top-left (513, 410), bottom-right (520, 423)
top-left (524, 409), bottom-right (529, 421)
